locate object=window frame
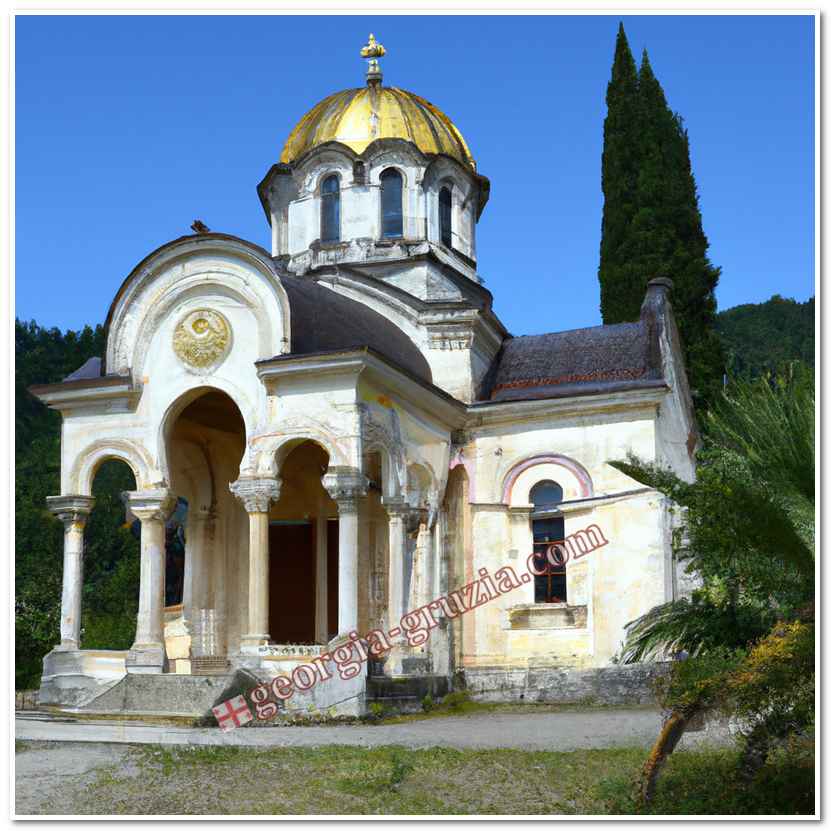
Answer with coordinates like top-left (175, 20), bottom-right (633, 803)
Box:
top-left (439, 185), bottom-right (453, 248)
top-left (379, 167), bottom-right (405, 239)
top-left (320, 173), bottom-right (341, 244)
top-left (530, 480), bottom-right (567, 604)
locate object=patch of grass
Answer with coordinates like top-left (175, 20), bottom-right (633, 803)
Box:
top-left (58, 742), bottom-right (813, 815)
top-left (136, 745), bottom-right (247, 775)
top-left (594, 742), bottom-right (815, 816)
top-left (15, 741), bottom-right (30, 753)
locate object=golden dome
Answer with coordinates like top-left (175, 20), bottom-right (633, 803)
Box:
top-left (280, 86), bottom-right (476, 171)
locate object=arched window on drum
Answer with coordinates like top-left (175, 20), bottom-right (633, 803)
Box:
top-left (439, 186), bottom-right (452, 248)
top-left (320, 174), bottom-right (341, 243)
top-left (380, 168), bottom-right (404, 238)
top-left (530, 480), bottom-right (566, 603)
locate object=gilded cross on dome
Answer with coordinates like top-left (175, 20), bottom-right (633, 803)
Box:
top-left (361, 33), bottom-right (386, 85)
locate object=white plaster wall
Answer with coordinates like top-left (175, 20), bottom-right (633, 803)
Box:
top-left (458, 405), bottom-right (670, 670)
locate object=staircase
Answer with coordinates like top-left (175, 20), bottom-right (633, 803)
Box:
top-left (77, 673), bottom-right (236, 718)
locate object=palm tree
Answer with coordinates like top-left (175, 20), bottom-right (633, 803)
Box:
top-left (611, 364), bottom-right (814, 802)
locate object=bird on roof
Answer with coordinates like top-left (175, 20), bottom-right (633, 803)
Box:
top-left (191, 220), bottom-right (210, 234)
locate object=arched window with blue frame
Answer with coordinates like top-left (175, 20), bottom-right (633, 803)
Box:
top-left (380, 168), bottom-right (404, 238)
top-left (439, 186), bottom-right (453, 248)
top-left (320, 174), bottom-right (340, 243)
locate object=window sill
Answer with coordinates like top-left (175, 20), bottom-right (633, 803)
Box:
top-left (309, 239), bottom-right (349, 251)
top-left (507, 603), bottom-right (588, 630)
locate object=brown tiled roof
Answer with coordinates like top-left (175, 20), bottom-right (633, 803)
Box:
top-left (481, 321), bottom-right (663, 403)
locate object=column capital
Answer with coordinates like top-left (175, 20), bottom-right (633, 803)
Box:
top-left (322, 466), bottom-right (368, 513)
top-left (47, 495), bottom-right (95, 526)
top-left (382, 498), bottom-right (409, 520)
top-left (125, 488), bottom-right (176, 523)
top-left (230, 476), bottom-right (281, 513)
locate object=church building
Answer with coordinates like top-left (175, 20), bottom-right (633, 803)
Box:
top-left (31, 36), bottom-right (698, 716)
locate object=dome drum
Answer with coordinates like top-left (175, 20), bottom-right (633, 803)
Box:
top-left (258, 66), bottom-right (488, 284)
top-left (259, 137), bottom-right (487, 276)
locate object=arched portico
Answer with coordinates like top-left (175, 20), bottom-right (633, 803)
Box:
top-left (164, 387), bottom-right (248, 671)
top-left (70, 438), bottom-right (156, 496)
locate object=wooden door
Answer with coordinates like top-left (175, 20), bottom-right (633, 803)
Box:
top-left (268, 522), bottom-right (315, 644)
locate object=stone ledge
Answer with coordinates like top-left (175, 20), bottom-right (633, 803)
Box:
top-left (463, 663), bottom-right (668, 706)
top-left (508, 603), bottom-right (588, 630)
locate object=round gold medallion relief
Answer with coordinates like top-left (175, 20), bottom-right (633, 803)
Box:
top-left (173, 309), bottom-right (231, 370)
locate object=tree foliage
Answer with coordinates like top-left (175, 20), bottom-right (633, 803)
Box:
top-left (611, 365), bottom-right (815, 801)
top-left (717, 295), bottom-right (815, 378)
top-left (599, 24), bottom-right (724, 408)
top-left (15, 319), bottom-right (139, 688)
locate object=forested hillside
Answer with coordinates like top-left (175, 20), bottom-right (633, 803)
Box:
top-left (716, 295), bottom-right (814, 378)
top-left (15, 320), bottom-right (139, 688)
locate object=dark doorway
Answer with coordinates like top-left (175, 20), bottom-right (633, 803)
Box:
top-left (269, 522), bottom-right (316, 643)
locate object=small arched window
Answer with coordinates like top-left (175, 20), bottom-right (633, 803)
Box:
top-left (380, 168), bottom-right (404, 238)
top-left (439, 186), bottom-right (453, 248)
top-left (530, 480), bottom-right (566, 604)
top-left (320, 174), bottom-right (340, 243)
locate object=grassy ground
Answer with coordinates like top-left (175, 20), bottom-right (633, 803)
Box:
top-left (42, 741), bottom-right (813, 816)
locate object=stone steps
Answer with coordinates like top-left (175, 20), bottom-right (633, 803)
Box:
top-left (366, 675), bottom-right (449, 713)
top-left (78, 673), bottom-right (236, 717)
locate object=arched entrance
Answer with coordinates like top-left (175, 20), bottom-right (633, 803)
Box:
top-left (269, 440), bottom-right (338, 644)
top-left (165, 388), bottom-right (246, 666)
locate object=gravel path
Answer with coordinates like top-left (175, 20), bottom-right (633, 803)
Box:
top-left (17, 708), bottom-right (673, 751)
top-left (15, 711), bottom-right (733, 815)
top-left (15, 741), bottom-right (136, 815)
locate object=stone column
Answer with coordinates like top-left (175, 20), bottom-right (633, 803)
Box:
top-left (46, 495), bottom-right (96, 651)
top-left (315, 507), bottom-right (329, 644)
top-left (126, 489), bottom-right (176, 673)
top-left (421, 519), bottom-right (436, 608)
top-left (383, 500), bottom-right (408, 635)
top-left (230, 476), bottom-right (281, 649)
top-left (322, 467), bottom-right (369, 638)
top-left (182, 508), bottom-right (215, 634)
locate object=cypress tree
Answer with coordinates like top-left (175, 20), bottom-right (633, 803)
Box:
top-left (635, 50), bottom-right (724, 406)
top-left (598, 24), bottom-right (642, 325)
top-left (598, 28), bottom-right (725, 408)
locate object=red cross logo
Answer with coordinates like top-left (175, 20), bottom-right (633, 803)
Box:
top-left (212, 694), bottom-right (253, 732)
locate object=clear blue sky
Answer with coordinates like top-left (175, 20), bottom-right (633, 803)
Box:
top-left (15, 14), bottom-right (815, 336)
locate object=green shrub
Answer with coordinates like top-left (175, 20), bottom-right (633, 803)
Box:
top-left (441, 690), bottom-right (472, 710)
top-left (421, 693), bottom-right (434, 712)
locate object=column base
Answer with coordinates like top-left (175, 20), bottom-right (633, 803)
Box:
top-left (54, 639), bottom-right (80, 652)
top-left (383, 643), bottom-right (420, 677)
top-left (126, 643), bottom-right (165, 674)
top-left (239, 634), bottom-right (270, 653)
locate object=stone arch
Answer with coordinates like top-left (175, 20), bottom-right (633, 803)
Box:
top-left (157, 382), bottom-right (254, 487)
top-left (104, 234), bottom-right (290, 376)
top-left (253, 427), bottom-right (350, 479)
top-left (359, 405), bottom-right (405, 500)
top-left (405, 460), bottom-right (436, 509)
top-left (449, 449), bottom-right (477, 502)
top-left (501, 453), bottom-right (594, 506)
top-left (128, 280), bottom-right (266, 380)
top-left (71, 438), bottom-right (156, 496)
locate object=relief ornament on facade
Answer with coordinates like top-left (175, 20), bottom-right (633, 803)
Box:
top-left (173, 309), bottom-right (231, 372)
